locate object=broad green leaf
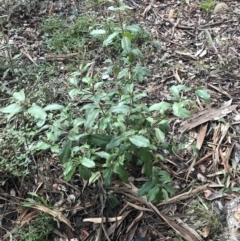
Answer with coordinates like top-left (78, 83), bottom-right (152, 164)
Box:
top-left (124, 83), bottom-right (133, 94)
top-left (144, 159), bottom-right (152, 178)
top-left (114, 165), bottom-right (128, 182)
top-left (110, 103), bottom-right (130, 114)
top-left (108, 4), bottom-right (126, 11)
top-left (28, 104), bottom-right (47, 126)
top-left (68, 133), bottom-right (88, 142)
top-left (138, 181), bottom-right (155, 196)
top-left (103, 32), bottom-right (119, 46)
top-left (63, 162), bottom-right (75, 182)
top-left (107, 195), bottom-right (120, 209)
top-left (172, 102), bottom-right (190, 118)
top-left (108, 6), bottom-right (118, 11)
top-left (84, 109), bottom-right (100, 129)
top-left (123, 31), bottom-right (132, 40)
top-left (69, 89), bottom-right (82, 99)
top-left (131, 48), bottom-right (144, 63)
top-left (73, 118), bottom-right (85, 127)
top-left (94, 82), bottom-right (104, 90)
top-left (169, 85), bottom-right (191, 101)
top-left (44, 104), bottom-right (64, 111)
top-left (126, 25), bottom-right (142, 32)
top-left (129, 135), bottom-right (150, 147)
top-left (88, 134), bottom-right (112, 147)
top-left (59, 140), bottom-right (72, 164)
top-left (154, 169), bottom-right (172, 183)
top-left (33, 141), bottom-right (51, 151)
top-left (63, 161), bottom-right (74, 176)
top-left (82, 76), bottom-right (93, 84)
top-left (106, 135), bottom-right (125, 149)
top-left (148, 186), bottom-right (159, 202)
top-left (80, 157), bottom-right (95, 168)
top-left (117, 68), bottom-right (129, 79)
top-left (149, 101), bottom-right (171, 114)
top-left (162, 188), bottom-right (169, 201)
top-left (158, 119), bottom-right (170, 134)
top-left (128, 52), bottom-right (135, 63)
top-left (13, 89), bottom-right (25, 102)
top-left (155, 128), bottom-right (165, 143)
top-left (103, 168), bottom-right (113, 186)
top-left (139, 148), bottom-right (151, 162)
top-left (195, 89), bottom-right (210, 102)
top-left (121, 36), bottom-right (131, 53)
top-left (95, 151), bottom-right (111, 159)
top-left (69, 73), bottom-right (80, 87)
top-left (81, 103), bottom-right (99, 110)
top-left (90, 29), bottom-right (106, 35)
top-left (0, 103), bottom-right (24, 119)
top-left (133, 92), bottom-right (147, 101)
top-left (134, 66), bottom-right (151, 77)
top-left (163, 184), bottom-right (175, 195)
top-left (79, 166), bottom-right (91, 180)
top-left (51, 145), bottom-right (59, 153)
top-left (89, 171), bottom-right (101, 184)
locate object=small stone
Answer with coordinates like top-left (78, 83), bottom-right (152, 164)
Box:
top-left (213, 2), bottom-right (229, 14)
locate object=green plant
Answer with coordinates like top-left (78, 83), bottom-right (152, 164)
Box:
top-left (200, 0), bottom-right (216, 11)
top-left (0, 0), bottom-right (210, 202)
top-left (12, 211), bottom-right (55, 241)
top-left (40, 15), bottom-right (98, 52)
top-left (187, 199), bottom-right (222, 237)
top-left (56, 0), bottom-right (210, 202)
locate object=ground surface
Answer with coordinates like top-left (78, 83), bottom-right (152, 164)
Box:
top-left (1, 0), bottom-right (240, 240)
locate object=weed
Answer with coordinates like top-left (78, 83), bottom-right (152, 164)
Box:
top-left (40, 15), bottom-right (98, 52)
top-left (12, 212), bottom-right (55, 241)
top-left (187, 199), bottom-right (222, 238)
top-left (200, 0), bottom-right (216, 11)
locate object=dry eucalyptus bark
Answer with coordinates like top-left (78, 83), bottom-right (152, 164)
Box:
top-left (219, 197), bottom-right (240, 241)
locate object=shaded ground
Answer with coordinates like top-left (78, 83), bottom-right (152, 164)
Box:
top-left (1, 0), bottom-right (240, 240)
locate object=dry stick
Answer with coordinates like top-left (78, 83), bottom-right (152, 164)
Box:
top-left (1, 23), bottom-right (14, 73)
top-left (199, 28), bottom-right (224, 63)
